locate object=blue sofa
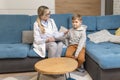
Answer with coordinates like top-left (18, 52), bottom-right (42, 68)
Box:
top-left (84, 15), bottom-right (120, 80)
top-left (0, 14), bottom-right (72, 73)
top-left (0, 14), bottom-right (120, 80)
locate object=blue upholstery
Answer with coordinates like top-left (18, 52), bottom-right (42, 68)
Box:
top-left (0, 14), bottom-right (120, 70)
top-left (0, 15), bottom-right (30, 43)
top-left (97, 15), bottom-right (120, 30)
top-left (0, 44), bottom-right (29, 58)
top-left (82, 16), bottom-right (97, 31)
top-left (50, 14), bottom-right (72, 29)
top-left (86, 41), bottom-right (120, 69)
top-left (85, 15), bottom-right (120, 69)
top-left (0, 14), bottom-right (71, 59)
top-left (28, 45), bottom-right (66, 57)
top-left (30, 15), bottom-right (37, 30)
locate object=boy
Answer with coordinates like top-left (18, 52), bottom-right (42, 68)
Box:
top-left (63, 14), bottom-right (87, 75)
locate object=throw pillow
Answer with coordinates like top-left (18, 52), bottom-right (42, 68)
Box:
top-left (22, 30), bottom-right (33, 44)
top-left (59, 26), bottom-right (68, 32)
top-left (109, 35), bottom-right (120, 43)
top-left (87, 29), bottom-right (112, 43)
top-left (115, 28), bottom-right (120, 36)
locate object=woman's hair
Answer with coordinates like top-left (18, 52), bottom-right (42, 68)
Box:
top-left (37, 6), bottom-right (49, 34)
top-left (72, 14), bottom-right (82, 21)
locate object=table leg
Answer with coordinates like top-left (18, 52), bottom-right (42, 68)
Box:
top-left (65, 73), bottom-right (67, 80)
top-left (65, 73), bottom-right (71, 80)
top-left (37, 72), bottom-right (40, 80)
top-left (68, 73), bottom-right (71, 78)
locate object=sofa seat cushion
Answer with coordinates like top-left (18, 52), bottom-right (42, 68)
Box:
top-left (0, 44), bottom-right (30, 59)
top-left (86, 41), bottom-right (120, 69)
top-left (28, 45), bottom-right (67, 57)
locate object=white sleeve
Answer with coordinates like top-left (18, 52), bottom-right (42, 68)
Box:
top-left (51, 19), bottom-right (58, 32)
top-left (75, 27), bottom-right (87, 57)
top-left (51, 19), bottom-right (64, 38)
top-left (33, 22), bottom-right (46, 45)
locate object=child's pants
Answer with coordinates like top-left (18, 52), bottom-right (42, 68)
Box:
top-left (65, 44), bottom-right (85, 67)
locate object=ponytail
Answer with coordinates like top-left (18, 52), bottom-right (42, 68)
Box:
top-left (36, 17), bottom-right (45, 34)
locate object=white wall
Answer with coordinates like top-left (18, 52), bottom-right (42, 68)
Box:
top-left (101, 0), bottom-right (105, 15)
top-left (0, 0), bottom-right (55, 15)
top-left (114, 0), bottom-right (120, 15)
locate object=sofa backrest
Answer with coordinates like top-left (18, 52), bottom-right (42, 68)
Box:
top-left (30, 14), bottom-right (72, 30)
top-left (0, 14), bottom-right (119, 44)
top-left (83, 15), bottom-right (120, 35)
top-left (50, 14), bottom-right (72, 29)
top-left (82, 16), bottom-right (97, 31)
top-left (0, 15), bottom-right (30, 44)
top-left (97, 15), bottom-right (120, 30)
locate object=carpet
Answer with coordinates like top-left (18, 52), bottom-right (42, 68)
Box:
top-left (0, 71), bottom-right (92, 80)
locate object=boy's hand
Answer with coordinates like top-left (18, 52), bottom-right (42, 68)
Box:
top-left (70, 56), bottom-right (77, 60)
top-left (64, 30), bottom-right (69, 35)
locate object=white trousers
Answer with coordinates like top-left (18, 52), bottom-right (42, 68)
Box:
top-left (46, 42), bottom-right (63, 58)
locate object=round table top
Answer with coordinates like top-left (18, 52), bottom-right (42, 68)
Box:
top-left (34, 57), bottom-right (78, 75)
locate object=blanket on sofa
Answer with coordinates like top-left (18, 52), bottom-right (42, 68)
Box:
top-left (87, 29), bottom-right (120, 44)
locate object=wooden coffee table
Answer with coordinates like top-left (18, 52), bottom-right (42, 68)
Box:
top-left (34, 57), bottom-right (78, 80)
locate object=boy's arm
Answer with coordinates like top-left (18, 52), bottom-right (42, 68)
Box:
top-left (75, 26), bottom-right (87, 57)
top-left (61, 31), bottom-right (70, 46)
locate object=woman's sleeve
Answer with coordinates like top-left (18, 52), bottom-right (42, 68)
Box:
top-left (33, 22), bottom-right (46, 45)
top-left (51, 19), bottom-right (64, 38)
top-left (51, 19), bottom-right (58, 32)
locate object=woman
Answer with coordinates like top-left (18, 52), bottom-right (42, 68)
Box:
top-left (33, 6), bottom-right (65, 58)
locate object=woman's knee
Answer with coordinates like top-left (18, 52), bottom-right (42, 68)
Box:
top-left (49, 42), bottom-right (57, 48)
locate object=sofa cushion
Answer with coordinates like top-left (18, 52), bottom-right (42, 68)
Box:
top-left (50, 14), bottom-right (72, 29)
top-left (59, 26), bottom-right (68, 32)
top-left (28, 45), bottom-right (39, 57)
top-left (115, 28), bottom-right (120, 36)
top-left (30, 15), bottom-right (37, 30)
top-left (0, 15), bottom-right (31, 44)
top-left (86, 41), bottom-right (120, 69)
top-left (97, 15), bottom-right (120, 30)
top-left (22, 30), bottom-right (33, 44)
top-left (82, 16), bottom-right (97, 31)
top-left (0, 44), bottom-right (30, 59)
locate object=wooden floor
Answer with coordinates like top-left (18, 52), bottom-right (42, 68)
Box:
top-left (0, 71), bottom-right (92, 80)
top-left (0, 72), bottom-right (37, 78)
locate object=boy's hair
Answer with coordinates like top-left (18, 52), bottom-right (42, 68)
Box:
top-left (72, 14), bottom-right (82, 21)
top-left (37, 6), bottom-right (49, 34)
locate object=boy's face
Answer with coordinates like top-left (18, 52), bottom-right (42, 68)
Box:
top-left (72, 18), bottom-right (82, 29)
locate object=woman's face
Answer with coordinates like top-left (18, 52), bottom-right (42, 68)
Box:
top-left (41, 9), bottom-right (51, 21)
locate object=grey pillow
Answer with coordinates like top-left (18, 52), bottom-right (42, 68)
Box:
top-left (87, 30), bottom-right (111, 43)
top-left (22, 30), bottom-right (34, 44)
